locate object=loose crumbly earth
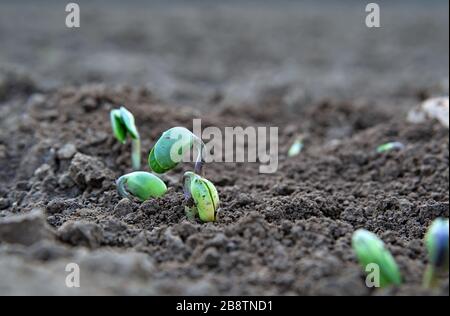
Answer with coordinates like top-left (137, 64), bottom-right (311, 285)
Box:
top-left (0, 85), bottom-right (448, 295)
top-left (0, 0), bottom-right (448, 296)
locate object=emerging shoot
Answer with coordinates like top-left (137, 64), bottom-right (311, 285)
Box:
top-left (183, 171), bottom-right (220, 222)
top-left (423, 218), bottom-right (449, 288)
top-left (352, 229), bottom-right (402, 287)
top-left (288, 137), bottom-right (304, 157)
top-left (149, 127), bottom-right (204, 175)
top-left (110, 106), bottom-right (141, 170)
top-left (376, 141), bottom-right (405, 153)
top-left (116, 171), bottom-right (167, 202)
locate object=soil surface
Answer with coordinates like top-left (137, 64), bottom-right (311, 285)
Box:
top-left (0, 0), bottom-right (449, 295)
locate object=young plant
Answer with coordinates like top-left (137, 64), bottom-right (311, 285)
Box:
top-left (110, 106), bottom-right (141, 170)
top-left (148, 127), bottom-right (218, 222)
top-left (149, 127), bottom-right (204, 175)
top-left (288, 137), bottom-right (304, 157)
top-left (352, 229), bottom-right (402, 287)
top-left (423, 218), bottom-right (449, 288)
top-left (116, 171), bottom-right (167, 201)
top-left (183, 171), bottom-right (220, 222)
top-left (376, 141), bottom-right (405, 153)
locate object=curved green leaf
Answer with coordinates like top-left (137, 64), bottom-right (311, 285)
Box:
top-left (148, 147), bottom-right (166, 173)
top-left (352, 229), bottom-right (402, 287)
top-left (188, 173), bottom-right (220, 222)
top-left (110, 109), bottom-right (127, 143)
top-left (120, 106), bottom-right (139, 139)
top-left (148, 127), bottom-right (194, 173)
top-left (121, 171), bottom-right (167, 201)
top-left (425, 218), bottom-right (449, 270)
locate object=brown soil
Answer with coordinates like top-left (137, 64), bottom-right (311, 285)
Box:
top-left (0, 0), bottom-right (448, 296)
top-left (0, 84), bottom-right (448, 295)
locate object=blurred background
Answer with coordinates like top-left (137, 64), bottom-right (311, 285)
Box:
top-left (0, 0), bottom-right (449, 108)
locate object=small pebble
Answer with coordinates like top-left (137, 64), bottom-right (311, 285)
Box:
top-left (0, 198), bottom-right (10, 210)
top-left (57, 143), bottom-right (77, 160)
top-left (34, 163), bottom-right (52, 180)
top-left (58, 172), bottom-right (75, 189)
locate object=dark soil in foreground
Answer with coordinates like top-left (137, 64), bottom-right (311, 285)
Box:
top-left (0, 84), bottom-right (448, 295)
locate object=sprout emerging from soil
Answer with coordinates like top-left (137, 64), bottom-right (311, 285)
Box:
top-left (110, 106), bottom-right (141, 170)
top-left (376, 141), bottom-right (405, 153)
top-left (183, 171), bottom-right (220, 222)
top-left (116, 171), bottom-right (167, 201)
top-left (423, 218), bottom-right (449, 288)
top-left (288, 137), bottom-right (304, 157)
top-left (352, 229), bottom-right (402, 287)
top-left (149, 127), bottom-right (205, 175)
top-left (148, 127), bottom-right (217, 223)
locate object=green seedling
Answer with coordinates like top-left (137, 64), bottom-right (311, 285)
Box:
top-left (183, 171), bottom-right (220, 222)
top-left (376, 141), bottom-right (405, 153)
top-left (116, 171), bottom-right (167, 201)
top-left (110, 106), bottom-right (141, 170)
top-left (149, 127), bottom-right (204, 174)
top-left (288, 137), bottom-right (304, 157)
top-left (352, 229), bottom-right (402, 287)
top-left (423, 218), bottom-right (449, 288)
